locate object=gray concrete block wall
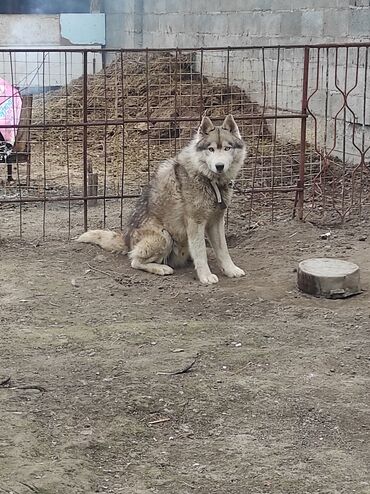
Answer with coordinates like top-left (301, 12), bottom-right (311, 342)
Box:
top-left (138, 0), bottom-right (369, 48)
top-left (103, 0), bottom-right (370, 161)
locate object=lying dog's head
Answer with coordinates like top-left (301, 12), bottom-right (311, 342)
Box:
top-left (194, 115), bottom-right (246, 179)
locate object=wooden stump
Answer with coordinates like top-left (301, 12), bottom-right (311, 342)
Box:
top-left (297, 258), bottom-right (361, 299)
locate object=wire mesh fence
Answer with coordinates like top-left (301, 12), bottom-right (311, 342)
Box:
top-left (0, 43), bottom-right (369, 240)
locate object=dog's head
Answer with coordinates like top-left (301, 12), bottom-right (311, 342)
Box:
top-left (194, 115), bottom-right (245, 179)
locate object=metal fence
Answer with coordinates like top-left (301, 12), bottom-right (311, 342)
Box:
top-left (0, 43), bottom-right (369, 239)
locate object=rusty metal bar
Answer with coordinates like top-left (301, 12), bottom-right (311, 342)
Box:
top-left (226, 47), bottom-right (230, 115)
top-left (270, 47), bottom-right (280, 222)
top-left (0, 194), bottom-right (141, 204)
top-left (245, 185), bottom-right (303, 193)
top-left (0, 185), bottom-right (303, 205)
top-left (248, 47), bottom-right (267, 226)
top-left (103, 59), bottom-right (108, 227)
top-left (119, 51), bottom-right (126, 230)
top-left (64, 51), bottom-right (72, 238)
top-left (200, 48), bottom-right (204, 117)
top-left (8, 50), bottom-right (24, 237)
top-left (145, 49), bottom-right (151, 182)
top-left (0, 42), bottom-right (369, 54)
top-left (82, 51), bottom-right (88, 231)
top-left (355, 46), bottom-right (369, 217)
top-left (297, 46), bottom-right (310, 220)
top-left (0, 113), bottom-right (307, 130)
top-left (174, 48), bottom-right (179, 154)
top-left (42, 50), bottom-right (47, 238)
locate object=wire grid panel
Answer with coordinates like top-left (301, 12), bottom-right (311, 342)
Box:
top-left (0, 45), bottom-right (369, 240)
top-left (305, 45), bottom-right (370, 222)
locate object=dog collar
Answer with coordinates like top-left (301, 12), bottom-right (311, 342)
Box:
top-left (210, 180), bottom-right (228, 209)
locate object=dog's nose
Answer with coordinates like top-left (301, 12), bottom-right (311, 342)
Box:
top-left (215, 163), bottom-right (224, 172)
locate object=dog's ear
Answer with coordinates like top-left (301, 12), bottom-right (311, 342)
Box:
top-left (198, 116), bottom-right (214, 135)
top-left (222, 114), bottom-right (241, 138)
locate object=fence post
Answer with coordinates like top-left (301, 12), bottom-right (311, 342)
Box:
top-left (298, 46), bottom-right (310, 220)
top-left (83, 50), bottom-right (88, 231)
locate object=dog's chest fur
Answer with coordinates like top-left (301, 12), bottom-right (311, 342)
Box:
top-left (168, 161), bottom-right (232, 228)
top-left (126, 160), bottom-right (233, 244)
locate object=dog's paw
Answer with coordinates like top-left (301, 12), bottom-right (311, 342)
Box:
top-left (199, 273), bottom-right (219, 285)
top-left (155, 265), bottom-right (174, 276)
top-left (223, 265), bottom-right (245, 278)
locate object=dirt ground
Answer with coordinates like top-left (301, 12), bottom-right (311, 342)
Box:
top-left (1, 199), bottom-right (370, 494)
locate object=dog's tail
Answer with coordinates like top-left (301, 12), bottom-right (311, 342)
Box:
top-left (76, 230), bottom-right (128, 254)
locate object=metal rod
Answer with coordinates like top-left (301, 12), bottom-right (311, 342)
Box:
top-left (8, 50), bottom-right (23, 237)
top-left (145, 49), bottom-right (151, 182)
top-left (119, 51), bottom-right (126, 230)
top-left (297, 46), bottom-right (310, 220)
top-left (0, 42), bottom-right (368, 53)
top-left (200, 48), bottom-right (204, 117)
top-left (270, 47), bottom-right (280, 222)
top-left (82, 51), bottom-right (88, 231)
top-left (42, 50), bottom-right (47, 238)
top-left (0, 113), bottom-right (308, 130)
top-left (64, 51), bottom-right (72, 238)
top-left (248, 47), bottom-right (267, 226)
top-left (0, 194), bottom-right (141, 204)
top-left (0, 186), bottom-right (302, 205)
top-left (174, 48), bottom-right (179, 154)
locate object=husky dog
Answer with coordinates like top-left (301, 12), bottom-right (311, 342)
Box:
top-left (77, 114), bottom-right (246, 285)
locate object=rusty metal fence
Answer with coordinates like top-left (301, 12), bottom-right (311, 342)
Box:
top-left (0, 43), bottom-right (369, 240)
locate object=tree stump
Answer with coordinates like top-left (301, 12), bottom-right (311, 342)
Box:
top-left (297, 258), bottom-right (361, 299)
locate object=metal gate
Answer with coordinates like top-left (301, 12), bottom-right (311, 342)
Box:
top-left (0, 43), bottom-right (369, 239)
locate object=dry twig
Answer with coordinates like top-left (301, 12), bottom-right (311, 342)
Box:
top-left (157, 354), bottom-right (199, 376)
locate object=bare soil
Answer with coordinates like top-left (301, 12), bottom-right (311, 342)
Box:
top-left (1, 202), bottom-right (370, 494)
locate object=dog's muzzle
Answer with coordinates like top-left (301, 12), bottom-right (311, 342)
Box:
top-left (215, 163), bottom-right (224, 173)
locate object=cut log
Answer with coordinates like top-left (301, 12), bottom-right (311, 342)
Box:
top-left (297, 258), bottom-right (361, 299)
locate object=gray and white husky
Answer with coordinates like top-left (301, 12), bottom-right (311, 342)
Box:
top-left (77, 114), bottom-right (246, 285)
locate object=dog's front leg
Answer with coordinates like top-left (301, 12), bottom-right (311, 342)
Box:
top-left (207, 214), bottom-right (245, 278)
top-left (187, 218), bottom-right (218, 285)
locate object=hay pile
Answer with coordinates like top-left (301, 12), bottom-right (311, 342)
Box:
top-left (31, 52), bottom-right (270, 188)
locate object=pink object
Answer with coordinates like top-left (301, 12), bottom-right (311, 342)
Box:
top-left (0, 77), bottom-right (22, 146)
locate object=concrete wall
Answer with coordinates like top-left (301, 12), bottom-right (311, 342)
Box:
top-left (103, 0), bottom-right (370, 162)
top-left (140, 0), bottom-right (370, 48)
top-left (0, 14), bottom-right (105, 89)
top-left (104, 0), bottom-right (142, 50)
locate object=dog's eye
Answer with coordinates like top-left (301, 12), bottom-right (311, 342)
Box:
top-left (208, 147), bottom-right (214, 152)
top-left (224, 146), bottom-right (231, 151)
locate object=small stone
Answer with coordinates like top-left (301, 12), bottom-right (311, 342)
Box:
top-left (358, 235), bottom-right (367, 241)
top-left (80, 429), bottom-right (93, 435)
